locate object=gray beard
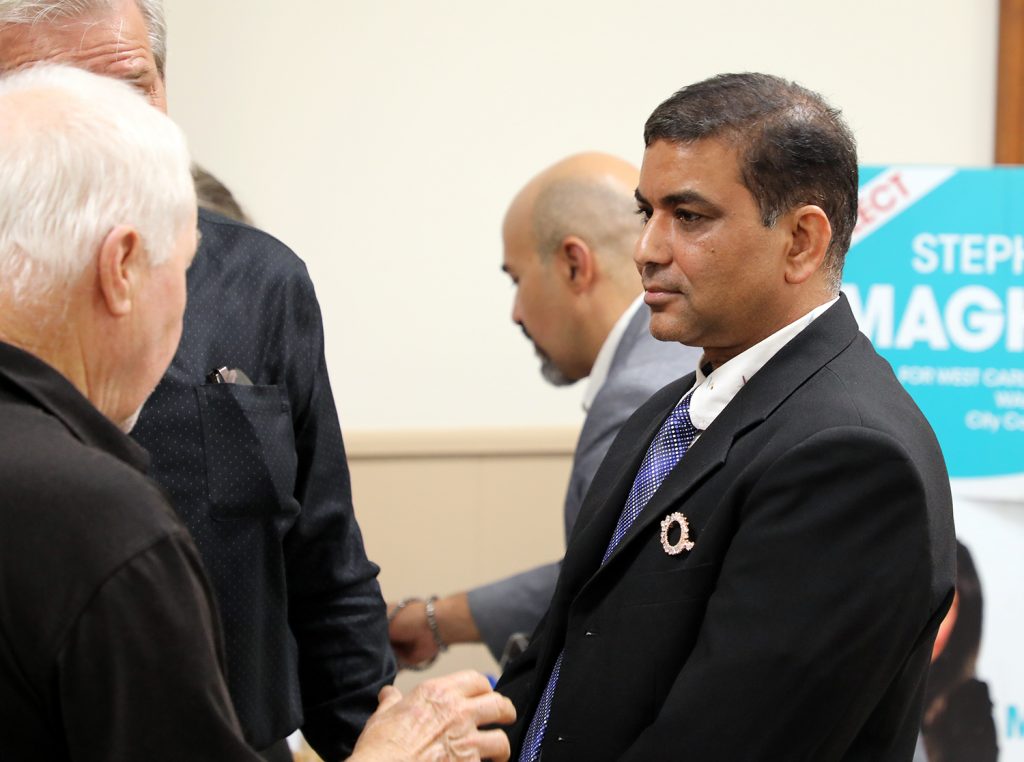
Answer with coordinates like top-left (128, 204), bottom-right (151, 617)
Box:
top-left (537, 346), bottom-right (574, 387)
top-left (521, 323), bottom-right (575, 387)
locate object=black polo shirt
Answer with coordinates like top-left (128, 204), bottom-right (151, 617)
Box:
top-left (0, 340), bottom-right (259, 761)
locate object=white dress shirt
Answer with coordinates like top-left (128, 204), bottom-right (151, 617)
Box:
top-left (686, 297), bottom-right (839, 433)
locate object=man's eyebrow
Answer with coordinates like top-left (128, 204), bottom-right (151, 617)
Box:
top-left (636, 187), bottom-right (722, 214)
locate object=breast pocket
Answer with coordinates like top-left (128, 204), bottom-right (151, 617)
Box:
top-left (619, 561), bottom-right (720, 609)
top-left (196, 384), bottom-right (297, 519)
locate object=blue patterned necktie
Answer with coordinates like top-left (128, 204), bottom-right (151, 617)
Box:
top-left (518, 394), bottom-right (699, 762)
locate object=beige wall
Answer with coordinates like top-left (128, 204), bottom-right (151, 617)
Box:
top-left (347, 428), bottom-right (577, 688)
top-left (161, 0), bottom-right (1001, 695)
top-left (163, 0), bottom-right (1000, 432)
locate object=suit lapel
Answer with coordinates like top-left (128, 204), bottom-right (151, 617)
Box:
top-left (597, 413), bottom-right (730, 571)
top-left (585, 296), bottom-right (862, 580)
top-left (556, 382), bottom-right (682, 597)
top-left (571, 309), bottom-right (648, 480)
top-left (571, 306), bottom-right (657, 508)
top-left (528, 298), bottom-right (862, 704)
top-left (574, 305), bottom-right (652, 449)
top-left (606, 303), bottom-right (651, 370)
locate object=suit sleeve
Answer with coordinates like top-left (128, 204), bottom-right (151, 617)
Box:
top-left (619, 427), bottom-right (947, 761)
top-left (467, 363), bottom-right (660, 660)
top-left (468, 562), bottom-right (561, 660)
top-left (58, 533), bottom-right (261, 762)
top-left (277, 266), bottom-right (395, 760)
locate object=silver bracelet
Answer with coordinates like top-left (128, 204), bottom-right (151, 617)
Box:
top-left (388, 596), bottom-right (422, 624)
top-left (389, 596), bottom-right (443, 671)
top-left (425, 595), bottom-right (449, 653)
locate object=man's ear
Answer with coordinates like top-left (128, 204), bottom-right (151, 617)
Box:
top-left (784, 205), bottom-right (832, 285)
top-left (96, 225), bottom-right (143, 317)
top-left (557, 235), bottom-right (596, 294)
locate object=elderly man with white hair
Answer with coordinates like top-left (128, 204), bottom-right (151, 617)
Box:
top-left (0, 64), bottom-right (514, 762)
top-left (0, 2), bottom-right (396, 759)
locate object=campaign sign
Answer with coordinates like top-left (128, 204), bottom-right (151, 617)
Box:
top-left (843, 166), bottom-right (1024, 479)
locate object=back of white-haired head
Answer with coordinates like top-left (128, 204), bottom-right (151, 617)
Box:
top-left (0, 63), bottom-right (194, 302)
top-left (0, 0), bottom-right (167, 76)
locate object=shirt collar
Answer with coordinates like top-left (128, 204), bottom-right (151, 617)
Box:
top-left (0, 340), bottom-right (151, 473)
top-left (582, 294), bottom-right (645, 412)
top-left (687, 297), bottom-right (839, 431)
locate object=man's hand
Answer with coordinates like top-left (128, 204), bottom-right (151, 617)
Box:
top-left (350, 671), bottom-right (516, 762)
top-left (388, 594), bottom-right (483, 670)
top-left (388, 599), bottom-right (441, 668)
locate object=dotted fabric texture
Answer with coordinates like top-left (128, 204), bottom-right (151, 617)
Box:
top-left (131, 209), bottom-right (394, 759)
top-left (601, 396), bottom-right (699, 563)
top-left (519, 652), bottom-right (563, 762)
top-left (519, 396), bottom-right (698, 761)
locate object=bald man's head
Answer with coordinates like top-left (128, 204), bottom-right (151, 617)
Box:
top-left (506, 152), bottom-right (640, 274)
top-left (501, 153), bottom-right (644, 386)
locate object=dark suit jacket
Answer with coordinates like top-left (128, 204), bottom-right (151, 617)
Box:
top-left (497, 296), bottom-right (956, 761)
top-left (468, 304), bottom-right (700, 658)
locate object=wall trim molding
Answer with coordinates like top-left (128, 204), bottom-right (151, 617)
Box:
top-left (346, 426), bottom-right (580, 459)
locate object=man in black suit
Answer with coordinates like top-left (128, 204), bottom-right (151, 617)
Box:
top-left (497, 72), bottom-right (956, 761)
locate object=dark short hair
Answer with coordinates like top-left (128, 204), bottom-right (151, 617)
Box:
top-left (644, 73), bottom-right (858, 290)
